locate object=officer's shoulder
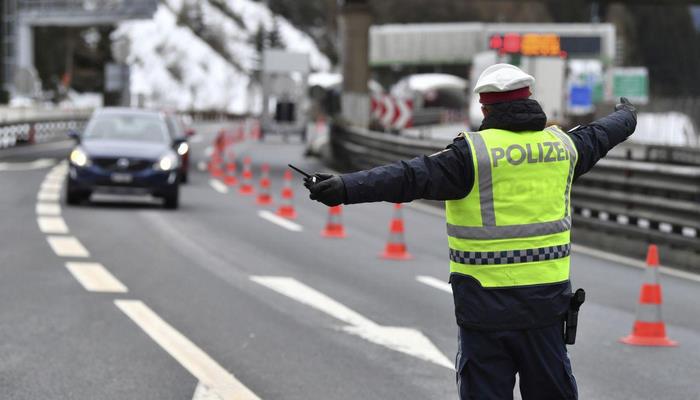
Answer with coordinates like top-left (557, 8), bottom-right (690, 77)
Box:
top-left (452, 132), bottom-right (474, 149)
top-left (567, 125), bottom-right (585, 133)
top-left (454, 131), bottom-right (475, 142)
top-left (428, 132), bottom-right (469, 157)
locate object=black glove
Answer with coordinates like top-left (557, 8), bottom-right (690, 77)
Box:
top-left (615, 97), bottom-right (637, 120)
top-left (304, 173), bottom-right (346, 207)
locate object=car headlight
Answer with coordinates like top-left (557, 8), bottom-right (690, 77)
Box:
top-left (176, 142), bottom-right (189, 156)
top-left (155, 152), bottom-right (178, 171)
top-left (69, 147), bottom-right (90, 167)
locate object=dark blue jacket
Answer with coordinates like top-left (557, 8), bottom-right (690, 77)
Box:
top-left (340, 101), bottom-right (637, 330)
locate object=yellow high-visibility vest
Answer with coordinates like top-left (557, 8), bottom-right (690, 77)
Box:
top-left (446, 126), bottom-right (578, 288)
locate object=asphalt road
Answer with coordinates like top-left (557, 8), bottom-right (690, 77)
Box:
top-left (1, 121), bottom-right (699, 400)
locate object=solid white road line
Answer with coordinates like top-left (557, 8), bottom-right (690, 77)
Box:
top-left (36, 202), bottom-right (61, 216)
top-left (0, 158), bottom-right (56, 171)
top-left (251, 276), bottom-right (453, 369)
top-left (416, 275), bottom-right (452, 294)
top-left (209, 179), bottom-right (229, 194)
top-left (37, 191), bottom-right (61, 201)
top-left (572, 244), bottom-right (700, 283)
top-left (37, 216), bottom-right (69, 234)
top-left (257, 210), bottom-right (303, 232)
top-left (115, 300), bottom-right (261, 400)
top-left (192, 382), bottom-right (224, 400)
top-left (46, 236), bottom-right (89, 258)
top-left (65, 262), bottom-right (128, 293)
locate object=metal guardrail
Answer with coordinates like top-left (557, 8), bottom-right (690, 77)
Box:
top-left (330, 123), bottom-right (700, 272)
top-left (0, 109), bottom-right (92, 149)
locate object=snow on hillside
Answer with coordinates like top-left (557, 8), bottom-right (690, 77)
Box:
top-left (113, 0), bottom-right (330, 114)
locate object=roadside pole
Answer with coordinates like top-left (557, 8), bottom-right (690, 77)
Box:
top-left (339, 0), bottom-right (372, 129)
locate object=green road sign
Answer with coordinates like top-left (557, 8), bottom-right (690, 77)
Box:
top-left (612, 67), bottom-right (649, 104)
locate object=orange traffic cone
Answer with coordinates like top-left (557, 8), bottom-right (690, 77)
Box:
top-left (210, 153), bottom-right (224, 178)
top-left (322, 205), bottom-right (346, 238)
top-left (380, 203), bottom-right (412, 260)
top-left (214, 129), bottom-right (226, 154)
top-left (224, 160), bottom-right (238, 186)
top-left (276, 170), bottom-right (297, 219)
top-left (620, 245), bottom-right (678, 347)
top-left (256, 164), bottom-right (273, 205)
top-left (238, 157), bottom-right (255, 195)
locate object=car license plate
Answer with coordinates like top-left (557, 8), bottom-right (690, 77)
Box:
top-left (111, 173), bottom-right (133, 184)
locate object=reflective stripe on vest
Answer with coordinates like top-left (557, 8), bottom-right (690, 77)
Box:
top-left (446, 126), bottom-right (578, 288)
top-left (447, 216), bottom-right (571, 240)
top-left (449, 243), bottom-right (571, 266)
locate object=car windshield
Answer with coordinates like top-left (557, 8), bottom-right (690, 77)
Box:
top-left (165, 115), bottom-right (185, 139)
top-left (83, 113), bottom-right (169, 143)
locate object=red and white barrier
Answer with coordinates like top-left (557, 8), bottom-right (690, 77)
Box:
top-left (371, 95), bottom-right (413, 131)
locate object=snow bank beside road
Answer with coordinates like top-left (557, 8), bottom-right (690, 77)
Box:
top-left (113, 0), bottom-right (330, 114)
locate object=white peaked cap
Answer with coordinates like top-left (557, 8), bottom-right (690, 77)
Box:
top-left (473, 63), bottom-right (535, 94)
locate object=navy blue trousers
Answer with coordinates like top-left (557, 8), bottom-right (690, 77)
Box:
top-left (456, 324), bottom-right (578, 400)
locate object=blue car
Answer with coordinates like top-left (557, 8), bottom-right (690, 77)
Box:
top-left (66, 108), bottom-right (184, 209)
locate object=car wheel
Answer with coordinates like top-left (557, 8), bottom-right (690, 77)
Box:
top-left (180, 171), bottom-right (188, 184)
top-left (66, 180), bottom-right (89, 205)
top-left (163, 186), bottom-right (180, 209)
top-left (66, 190), bottom-right (89, 205)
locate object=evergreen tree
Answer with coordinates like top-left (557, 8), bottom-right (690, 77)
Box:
top-left (267, 18), bottom-right (284, 49)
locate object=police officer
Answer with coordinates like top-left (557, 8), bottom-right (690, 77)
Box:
top-left (304, 63), bottom-right (637, 400)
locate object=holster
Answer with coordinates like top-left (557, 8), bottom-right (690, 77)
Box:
top-left (564, 288), bottom-right (586, 345)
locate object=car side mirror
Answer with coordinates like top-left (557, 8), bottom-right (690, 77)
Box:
top-left (185, 128), bottom-right (195, 137)
top-left (173, 137), bottom-right (189, 156)
top-left (67, 129), bottom-right (80, 143)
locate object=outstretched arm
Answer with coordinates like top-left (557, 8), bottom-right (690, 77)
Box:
top-left (567, 98), bottom-right (637, 180)
top-left (306, 137), bottom-right (475, 206)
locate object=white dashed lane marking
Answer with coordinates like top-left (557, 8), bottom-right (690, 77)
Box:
top-left (37, 191), bottom-right (60, 201)
top-left (192, 383), bottom-right (223, 400)
top-left (36, 202), bottom-right (61, 216)
top-left (41, 181), bottom-right (63, 190)
top-left (44, 171), bottom-right (66, 181)
top-left (209, 179), bottom-right (229, 194)
top-left (416, 275), bottom-right (452, 294)
top-left (258, 210), bottom-right (303, 232)
top-left (251, 276), bottom-right (453, 369)
top-left (39, 185), bottom-right (60, 194)
top-left (65, 262), bottom-right (128, 293)
top-left (37, 216), bottom-right (69, 234)
top-left (115, 300), bottom-right (261, 400)
top-left (46, 236), bottom-right (89, 258)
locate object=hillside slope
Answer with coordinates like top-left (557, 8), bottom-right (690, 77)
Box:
top-left (113, 0), bottom-right (330, 114)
